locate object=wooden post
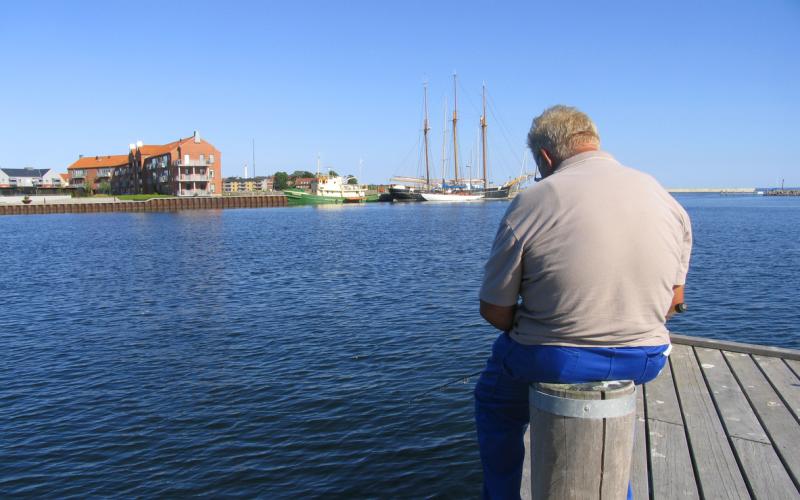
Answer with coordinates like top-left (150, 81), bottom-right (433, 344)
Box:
top-left (527, 381), bottom-right (636, 499)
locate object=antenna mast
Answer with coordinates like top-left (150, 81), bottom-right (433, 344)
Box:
top-left (423, 82), bottom-right (431, 190)
top-left (481, 83), bottom-right (488, 191)
top-left (252, 138), bottom-right (256, 179)
top-left (452, 73), bottom-right (460, 184)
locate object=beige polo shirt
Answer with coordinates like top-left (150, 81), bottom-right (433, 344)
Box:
top-left (480, 150), bottom-right (692, 347)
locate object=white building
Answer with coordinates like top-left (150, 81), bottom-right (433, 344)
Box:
top-left (0, 168), bottom-right (64, 188)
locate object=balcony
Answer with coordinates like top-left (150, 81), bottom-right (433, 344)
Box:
top-left (177, 174), bottom-right (209, 182)
top-left (175, 159), bottom-right (209, 167)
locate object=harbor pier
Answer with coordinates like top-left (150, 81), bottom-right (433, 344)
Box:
top-left (521, 333), bottom-right (800, 498)
top-left (0, 195), bottom-right (287, 216)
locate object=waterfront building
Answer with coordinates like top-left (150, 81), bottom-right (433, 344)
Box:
top-left (116, 131), bottom-right (222, 196)
top-left (0, 167), bottom-right (64, 188)
top-left (291, 177), bottom-right (314, 190)
top-left (223, 176), bottom-right (274, 193)
top-left (59, 173), bottom-right (70, 187)
top-left (67, 155), bottom-right (128, 191)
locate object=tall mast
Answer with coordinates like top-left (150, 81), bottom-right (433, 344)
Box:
top-left (441, 98), bottom-right (448, 188)
top-left (481, 83), bottom-right (488, 191)
top-left (452, 73), bottom-right (460, 184)
top-left (252, 138), bottom-right (256, 179)
top-left (423, 82), bottom-right (431, 190)
top-left (316, 153), bottom-right (321, 177)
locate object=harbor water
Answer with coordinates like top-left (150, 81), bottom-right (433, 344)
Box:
top-left (2, 195), bottom-right (799, 497)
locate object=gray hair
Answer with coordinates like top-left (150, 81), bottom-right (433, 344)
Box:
top-left (527, 105), bottom-right (600, 163)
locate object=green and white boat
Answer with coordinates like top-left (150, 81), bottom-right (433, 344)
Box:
top-left (284, 175), bottom-right (367, 205)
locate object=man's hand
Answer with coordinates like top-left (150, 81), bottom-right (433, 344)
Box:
top-left (480, 300), bottom-right (516, 332)
top-left (667, 285), bottom-right (685, 318)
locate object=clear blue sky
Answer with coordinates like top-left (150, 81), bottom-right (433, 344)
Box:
top-left (1, 0), bottom-right (797, 187)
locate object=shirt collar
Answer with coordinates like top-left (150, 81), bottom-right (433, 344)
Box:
top-left (554, 150), bottom-right (617, 174)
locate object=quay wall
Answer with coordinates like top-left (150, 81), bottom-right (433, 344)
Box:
top-left (0, 195), bottom-right (287, 216)
top-left (667, 188), bottom-right (756, 193)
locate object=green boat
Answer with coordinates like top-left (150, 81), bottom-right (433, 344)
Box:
top-left (283, 175), bottom-right (367, 205)
top-left (284, 188), bottom-right (345, 205)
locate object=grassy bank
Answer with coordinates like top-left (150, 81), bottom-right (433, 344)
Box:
top-left (115, 194), bottom-right (174, 201)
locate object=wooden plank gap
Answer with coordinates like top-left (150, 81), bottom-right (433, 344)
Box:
top-left (784, 358), bottom-right (800, 381)
top-left (725, 351), bottom-right (800, 492)
top-left (754, 355), bottom-right (800, 424)
top-left (692, 347), bottom-right (758, 499)
top-left (670, 344), bottom-right (749, 499)
top-left (666, 353), bottom-right (705, 499)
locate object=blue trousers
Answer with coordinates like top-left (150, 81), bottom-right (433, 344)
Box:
top-left (474, 333), bottom-right (669, 500)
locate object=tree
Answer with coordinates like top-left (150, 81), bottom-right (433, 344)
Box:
top-left (274, 171), bottom-right (289, 190)
top-left (98, 181), bottom-right (111, 195)
top-left (328, 170), bottom-right (339, 177)
top-left (347, 177), bottom-right (359, 185)
top-left (290, 170), bottom-right (315, 179)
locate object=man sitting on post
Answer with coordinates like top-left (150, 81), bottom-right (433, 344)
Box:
top-left (475, 105), bottom-right (692, 499)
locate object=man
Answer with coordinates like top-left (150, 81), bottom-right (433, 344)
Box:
top-left (475, 105), bottom-right (692, 499)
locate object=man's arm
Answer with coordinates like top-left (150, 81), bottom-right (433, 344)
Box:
top-left (666, 285), bottom-right (685, 318)
top-left (480, 300), bottom-right (516, 332)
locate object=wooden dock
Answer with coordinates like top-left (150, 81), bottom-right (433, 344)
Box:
top-left (523, 333), bottom-right (800, 499)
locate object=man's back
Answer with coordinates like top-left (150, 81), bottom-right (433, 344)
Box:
top-left (482, 150), bottom-right (691, 347)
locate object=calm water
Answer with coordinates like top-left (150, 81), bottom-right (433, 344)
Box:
top-left (2, 195), bottom-right (799, 497)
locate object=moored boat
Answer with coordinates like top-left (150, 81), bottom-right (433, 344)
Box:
top-left (389, 184), bottom-right (425, 201)
top-left (421, 191), bottom-right (483, 202)
top-left (285, 175), bottom-right (366, 205)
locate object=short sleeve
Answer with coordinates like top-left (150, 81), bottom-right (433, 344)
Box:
top-left (479, 220), bottom-right (524, 306)
top-left (675, 208), bottom-right (692, 285)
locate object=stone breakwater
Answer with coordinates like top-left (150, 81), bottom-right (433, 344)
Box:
top-left (0, 195), bottom-right (287, 216)
top-left (765, 189), bottom-right (800, 197)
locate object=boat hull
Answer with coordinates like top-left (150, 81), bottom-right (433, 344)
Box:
top-left (389, 187), bottom-right (425, 202)
top-left (284, 189), bottom-right (361, 205)
top-left (420, 192), bottom-right (484, 202)
top-left (483, 187), bottom-right (511, 200)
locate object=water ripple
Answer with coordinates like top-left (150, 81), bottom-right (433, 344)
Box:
top-left (1, 197), bottom-right (799, 496)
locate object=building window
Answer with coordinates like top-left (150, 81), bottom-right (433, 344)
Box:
top-left (209, 154), bottom-right (215, 164)
top-left (209, 169), bottom-right (214, 178)
top-left (199, 154), bottom-right (205, 163)
top-left (184, 154), bottom-right (190, 164)
top-left (210, 183), bottom-right (215, 192)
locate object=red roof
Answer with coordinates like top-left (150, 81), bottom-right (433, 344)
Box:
top-left (138, 139), bottom-right (184, 157)
top-left (68, 155), bottom-right (129, 170)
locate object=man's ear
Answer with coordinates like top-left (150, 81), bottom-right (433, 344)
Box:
top-left (539, 148), bottom-right (554, 169)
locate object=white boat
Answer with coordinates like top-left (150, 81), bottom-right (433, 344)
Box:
top-left (421, 192), bottom-right (483, 202)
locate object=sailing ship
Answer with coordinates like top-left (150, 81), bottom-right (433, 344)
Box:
top-left (393, 76), bottom-right (530, 201)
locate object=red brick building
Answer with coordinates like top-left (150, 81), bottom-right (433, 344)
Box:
top-left (70, 131), bottom-right (222, 196)
top-left (67, 155), bottom-right (129, 191)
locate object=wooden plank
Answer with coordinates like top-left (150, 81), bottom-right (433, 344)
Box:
top-left (670, 344), bottom-right (749, 499)
top-left (695, 348), bottom-right (768, 443)
top-left (671, 333), bottom-right (800, 361)
top-left (644, 356), bottom-right (684, 426)
top-left (730, 437), bottom-right (800, 499)
top-left (726, 351), bottom-right (800, 489)
top-left (754, 355), bottom-right (800, 420)
top-left (696, 348), bottom-right (798, 497)
top-left (644, 362), bottom-right (700, 498)
top-left (522, 426), bottom-right (531, 500)
top-left (647, 419), bottom-right (699, 499)
top-left (631, 387), bottom-right (648, 500)
top-left (786, 359), bottom-right (800, 378)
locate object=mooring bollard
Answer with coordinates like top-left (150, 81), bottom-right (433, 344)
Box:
top-left (527, 381), bottom-right (636, 499)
